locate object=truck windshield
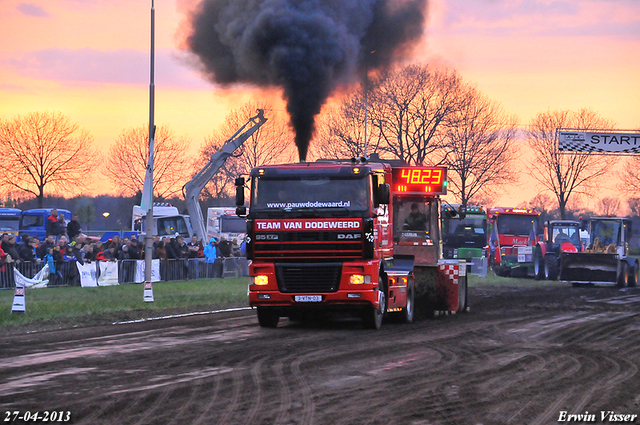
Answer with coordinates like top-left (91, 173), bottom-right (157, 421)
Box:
top-left (252, 176), bottom-right (369, 212)
top-left (443, 216), bottom-right (487, 248)
top-left (157, 216), bottom-right (190, 237)
top-left (221, 216), bottom-right (247, 233)
top-left (0, 218), bottom-right (19, 231)
top-left (393, 199), bottom-right (432, 242)
top-left (497, 215), bottom-right (537, 236)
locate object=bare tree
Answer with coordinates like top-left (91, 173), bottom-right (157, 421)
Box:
top-left (313, 86), bottom-right (385, 160)
top-left (597, 197), bottom-right (621, 216)
top-left (527, 108), bottom-right (616, 219)
top-left (198, 100), bottom-right (296, 200)
top-left (618, 153), bottom-right (640, 197)
top-left (628, 198), bottom-right (640, 217)
top-left (369, 64), bottom-right (463, 165)
top-left (0, 111), bottom-right (99, 207)
top-left (438, 85), bottom-right (519, 207)
top-left (103, 124), bottom-right (192, 199)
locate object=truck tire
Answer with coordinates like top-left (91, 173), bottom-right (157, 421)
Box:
top-left (544, 254), bottom-right (559, 280)
top-left (257, 307), bottom-right (279, 328)
top-left (401, 278), bottom-right (415, 323)
top-left (617, 261), bottom-right (629, 289)
top-left (628, 262), bottom-right (638, 288)
top-left (363, 289), bottom-right (385, 329)
top-left (534, 247), bottom-right (545, 280)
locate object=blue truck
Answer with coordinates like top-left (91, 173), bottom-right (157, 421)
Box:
top-left (18, 208), bottom-right (72, 242)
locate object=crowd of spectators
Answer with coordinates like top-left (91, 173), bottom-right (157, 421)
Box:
top-left (0, 209), bottom-right (248, 287)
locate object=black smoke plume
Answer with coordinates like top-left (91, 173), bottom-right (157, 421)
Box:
top-left (187, 0), bottom-right (428, 161)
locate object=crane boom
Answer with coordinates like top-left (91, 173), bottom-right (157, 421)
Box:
top-left (184, 109), bottom-right (267, 242)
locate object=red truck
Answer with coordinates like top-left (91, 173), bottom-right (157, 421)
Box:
top-left (236, 159), bottom-right (468, 329)
top-left (488, 207), bottom-right (541, 277)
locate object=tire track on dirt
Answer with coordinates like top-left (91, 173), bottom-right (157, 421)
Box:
top-left (242, 357), bottom-right (266, 425)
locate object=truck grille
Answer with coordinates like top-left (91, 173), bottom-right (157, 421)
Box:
top-left (275, 263), bottom-right (342, 293)
top-left (254, 231), bottom-right (363, 260)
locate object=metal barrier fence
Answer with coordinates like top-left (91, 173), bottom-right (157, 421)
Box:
top-left (0, 257), bottom-right (250, 289)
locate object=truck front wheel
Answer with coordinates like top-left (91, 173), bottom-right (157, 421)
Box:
top-left (363, 288), bottom-right (385, 329)
top-left (257, 307), bottom-right (279, 328)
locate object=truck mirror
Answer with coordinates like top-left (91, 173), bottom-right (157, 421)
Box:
top-left (378, 184), bottom-right (390, 205)
top-left (235, 185), bottom-right (244, 207)
top-left (235, 177), bottom-right (245, 187)
top-left (458, 206), bottom-right (466, 219)
top-left (236, 206), bottom-right (247, 217)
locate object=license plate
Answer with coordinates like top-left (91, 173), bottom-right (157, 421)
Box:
top-left (294, 295), bottom-right (322, 302)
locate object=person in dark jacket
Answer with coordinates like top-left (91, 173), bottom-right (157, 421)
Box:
top-left (67, 214), bottom-right (82, 240)
top-left (19, 237), bottom-right (38, 263)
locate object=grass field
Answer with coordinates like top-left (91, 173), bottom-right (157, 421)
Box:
top-left (0, 277), bottom-right (249, 334)
top-left (0, 273), bottom-right (565, 334)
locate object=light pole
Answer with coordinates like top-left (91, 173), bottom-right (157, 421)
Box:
top-left (103, 212), bottom-right (110, 230)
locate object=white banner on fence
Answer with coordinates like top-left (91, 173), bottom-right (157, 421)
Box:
top-left (77, 262), bottom-right (98, 287)
top-left (13, 267), bottom-right (49, 289)
top-left (558, 130), bottom-right (640, 153)
top-left (135, 259), bottom-right (160, 283)
top-left (98, 261), bottom-right (119, 286)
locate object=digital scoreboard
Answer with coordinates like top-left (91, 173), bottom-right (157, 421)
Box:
top-left (391, 167), bottom-right (447, 195)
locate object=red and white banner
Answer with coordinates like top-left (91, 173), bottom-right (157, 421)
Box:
top-left (255, 219), bottom-right (361, 231)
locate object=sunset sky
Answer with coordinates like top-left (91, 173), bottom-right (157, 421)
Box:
top-left (1, 0), bottom-right (639, 208)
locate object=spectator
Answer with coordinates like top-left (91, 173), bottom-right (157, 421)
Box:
top-left (44, 247), bottom-right (63, 285)
top-left (218, 237), bottom-right (233, 258)
top-left (19, 237), bottom-right (38, 263)
top-left (164, 237), bottom-right (177, 259)
top-left (0, 244), bottom-right (8, 288)
top-left (203, 238), bottom-right (218, 263)
top-left (154, 240), bottom-right (167, 260)
top-left (128, 238), bottom-right (142, 260)
top-left (57, 235), bottom-right (69, 252)
top-left (80, 243), bottom-right (95, 263)
top-left (57, 213), bottom-right (67, 238)
top-left (240, 237), bottom-right (247, 256)
top-left (187, 235), bottom-right (203, 258)
top-left (46, 209), bottom-right (58, 236)
top-left (2, 235), bottom-right (20, 264)
top-left (232, 238), bottom-right (241, 256)
top-left (67, 214), bottom-right (82, 240)
top-left (61, 246), bottom-right (79, 286)
top-left (37, 235), bottom-right (56, 259)
top-left (108, 236), bottom-right (122, 259)
top-left (173, 235), bottom-right (189, 258)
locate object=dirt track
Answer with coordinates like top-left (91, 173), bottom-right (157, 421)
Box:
top-left (2, 284), bottom-right (640, 425)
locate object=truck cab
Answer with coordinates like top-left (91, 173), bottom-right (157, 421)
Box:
top-left (19, 208), bottom-right (71, 242)
top-left (488, 207), bottom-right (540, 277)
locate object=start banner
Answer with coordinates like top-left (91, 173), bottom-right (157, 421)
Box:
top-left (558, 130), bottom-right (640, 154)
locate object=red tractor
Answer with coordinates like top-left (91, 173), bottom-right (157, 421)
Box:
top-left (533, 220), bottom-right (583, 280)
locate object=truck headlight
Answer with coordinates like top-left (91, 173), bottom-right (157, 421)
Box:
top-left (350, 274), bottom-right (371, 284)
top-left (253, 275), bottom-right (268, 285)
